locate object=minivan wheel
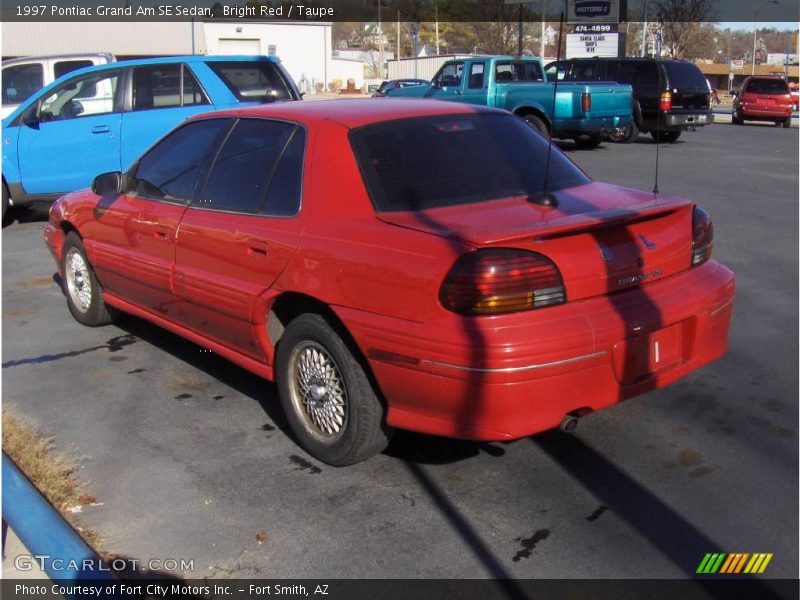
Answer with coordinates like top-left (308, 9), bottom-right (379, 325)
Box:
top-left (276, 314), bottom-right (393, 466)
top-left (782, 118), bottom-right (791, 128)
top-left (732, 111), bottom-right (744, 125)
top-left (61, 232), bottom-right (118, 326)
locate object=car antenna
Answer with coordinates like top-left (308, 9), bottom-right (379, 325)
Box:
top-left (531, 10), bottom-right (564, 208)
top-left (653, 60), bottom-right (663, 196)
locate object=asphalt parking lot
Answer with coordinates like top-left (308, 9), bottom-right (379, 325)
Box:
top-left (2, 121), bottom-right (798, 581)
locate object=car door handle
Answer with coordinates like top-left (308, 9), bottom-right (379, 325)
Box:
top-left (91, 125), bottom-right (111, 134)
top-left (247, 244), bottom-right (268, 257)
top-left (153, 230), bottom-right (169, 241)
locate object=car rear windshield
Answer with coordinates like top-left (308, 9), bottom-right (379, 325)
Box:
top-left (662, 61), bottom-right (707, 89)
top-left (207, 61), bottom-right (295, 102)
top-left (350, 113), bottom-right (591, 213)
top-left (746, 78), bottom-right (789, 95)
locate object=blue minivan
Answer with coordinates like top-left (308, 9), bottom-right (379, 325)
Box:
top-left (2, 55), bottom-right (300, 218)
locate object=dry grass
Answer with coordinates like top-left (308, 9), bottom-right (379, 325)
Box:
top-left (2, 410), bottom-right (102, 547)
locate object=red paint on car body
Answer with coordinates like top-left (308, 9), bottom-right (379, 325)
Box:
top-left (45, 99), bottom-right (734, 442)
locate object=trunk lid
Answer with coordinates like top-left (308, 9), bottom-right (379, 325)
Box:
top-left (378, 182), bottom-right (694, 301)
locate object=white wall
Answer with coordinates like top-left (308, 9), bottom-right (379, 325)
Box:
top-left (202, 22), bottom-right (334, 93)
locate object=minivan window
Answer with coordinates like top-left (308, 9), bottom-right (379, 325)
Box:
top-left (2, 63), bottom-right (44, 105)
top-left (133, 64), bottom-right (209, 110)
top-left (745, 78), bottom-right (789, 95)
top-left (39, 71), bottom-right (118, 121)
top-left (207, 61), bottom-right (294, 102)
top-left (200, 119), bottom-right (297, 213)
top-left (130, 119), bottom-right (230, 203)
top-left (350, 113), bottom-right (590, 213)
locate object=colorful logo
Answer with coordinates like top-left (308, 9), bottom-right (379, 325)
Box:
top-left (696, 553), bottom-right (773, 574)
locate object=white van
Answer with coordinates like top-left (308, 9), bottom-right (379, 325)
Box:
top-left (1, 53), bottom-right (115, 119)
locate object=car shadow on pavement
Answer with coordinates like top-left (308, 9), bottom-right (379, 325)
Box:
top-left (111, 313), bottom-right (289, 430)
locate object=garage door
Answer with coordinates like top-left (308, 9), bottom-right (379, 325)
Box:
top-left (218, 39), bottom-right (262, 55)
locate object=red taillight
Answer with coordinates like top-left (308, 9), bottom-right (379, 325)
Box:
top-left (581, 92), bottom-right (592, 113)
top-left (439, 249), bottom-right (565, 316)
top-left (692, 206), bottom-right (713, 266)
top-left (660, 91), bottom-right (672, 111)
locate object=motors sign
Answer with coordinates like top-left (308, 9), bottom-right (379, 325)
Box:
top-left (568, 0), bottom-right (620, 23)
top-left (566, 24), bottom-right (620, 58)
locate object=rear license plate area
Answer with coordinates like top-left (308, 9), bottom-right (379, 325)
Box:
top-left (612, 321), bottom-right (684, 384)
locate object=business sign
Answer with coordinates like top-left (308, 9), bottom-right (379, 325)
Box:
top-left (566, 28), bottom-right (620, 58)
top-left (568, 0), bottom-right (620, 23)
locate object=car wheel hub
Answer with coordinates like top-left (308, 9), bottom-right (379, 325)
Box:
top-left (290, 342), bottom-right (347, 441)
top-left (65, 248), bottom-right (92, 313)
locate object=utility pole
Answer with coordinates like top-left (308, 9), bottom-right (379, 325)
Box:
top-left (541, 0), bottom-right (546, 58)
top-left (641, 0), bottom-right (648, 57)
top-left (435, 1), bottom-right (440, 55)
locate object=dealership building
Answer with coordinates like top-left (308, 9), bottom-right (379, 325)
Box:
top-left (1, 20), bottom-right (365, 93)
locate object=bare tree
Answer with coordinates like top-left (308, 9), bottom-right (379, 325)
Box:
top-left (653, 0), bottom-right (713, 59)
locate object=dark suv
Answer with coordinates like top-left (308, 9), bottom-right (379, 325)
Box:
top-left (545, 58), bottom-right (713, 143)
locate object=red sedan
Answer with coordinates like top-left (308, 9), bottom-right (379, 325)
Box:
top-left (44, 100), bottom-right (735, 465)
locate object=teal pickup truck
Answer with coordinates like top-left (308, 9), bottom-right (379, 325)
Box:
top-left (386, 56), bottom-right (633, 149)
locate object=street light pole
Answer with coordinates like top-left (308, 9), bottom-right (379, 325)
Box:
top-left (752, 0), bottom-right (779, 76)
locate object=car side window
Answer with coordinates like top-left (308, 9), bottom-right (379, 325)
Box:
top-left (133, 63), bottom-right (209, 111)
top-left (495, 63), bottom-right (514, 83)
top-left (2, 63), bottom-right (44, 105)
top-left (468, 62), bottom-right (485, 89)
top-left (39, 71), bottom-right (119, 121)
top-left (515, 62), bottom-right (544, 82)
top-left (199, 119), bottom-right (297, 214)
top-left (129, 118), bottom-right (230, 203)
top-left (262, 127), bottom-right (306, 216)
top-left (433, 62), bottom-right (464, 88)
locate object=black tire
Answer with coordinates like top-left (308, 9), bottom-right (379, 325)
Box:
top-left (61, 232), bottom-right (118, 327)
top-left (611, 120), bottom-right (639, 143)
top-left (2, 183), bottom-right (8, 220)
top-left (732, 110), bottom-right (744, 125)
top-left (276, 313), bottom-right (392, 466)
top-left (522, 113), bottom-right (550, 139)
top-left (650, 129), bottom-right (681, 143)
top-left (573, 134), bottom-right (602, 149)
top-left (782, 118), bottom-right (791, 128)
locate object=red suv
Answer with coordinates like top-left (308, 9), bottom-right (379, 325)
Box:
top-left (732, 76), bottom-right (793, 128)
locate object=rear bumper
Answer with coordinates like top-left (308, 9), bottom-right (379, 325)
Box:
top-left (738, 106), bottom-right (792, 119)
top-left (339, 260), bottom-right (735, 441)
top-left (665, 112), bottom-right (713, 128)
top-left (555, 114), bottom-right (633, 137)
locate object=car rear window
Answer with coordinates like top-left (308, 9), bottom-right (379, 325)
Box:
top-left (662, 61), bottom-right (707, 89)
top-left (207, 61), bottom-right (295, 102)
top-left (746, 78), bottom-right (789, 95)
top-left (350, 113), bottom-right (590, 213)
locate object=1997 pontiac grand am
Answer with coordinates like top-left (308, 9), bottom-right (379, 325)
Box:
top-left (45, 99), bottom-right (734, 465)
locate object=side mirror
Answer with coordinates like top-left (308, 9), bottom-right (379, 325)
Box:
top-left (730, 90), bottom-right (737, 97)
top-left (431, 79), bottom-right (442, 89)
top-left (92, 171), bottom-right (123, 196)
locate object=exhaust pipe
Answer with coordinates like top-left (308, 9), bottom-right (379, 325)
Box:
top-left (559, 414), bottom-right (579, 433)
